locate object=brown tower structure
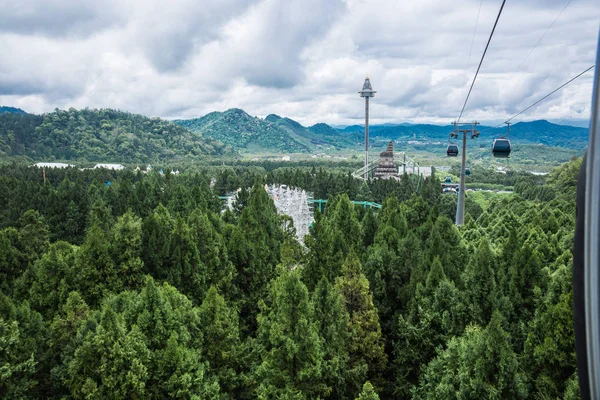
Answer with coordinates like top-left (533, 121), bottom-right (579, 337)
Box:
top-left (373, 141), bottom-right (399, 179)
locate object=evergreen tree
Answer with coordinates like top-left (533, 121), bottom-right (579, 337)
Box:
top-left (304, 194), bottom-right (362, 291)
top-left (232, 183), bottom-right (282, 332)
top-left (312, 277), bottom-right (350, 398)
top-left (188, 208), bottom-right (234, 292)
top-left (335, 251), bottom-right (386, 397)
top-left (0, 318), bottom-right (37, 399)
top-left (111, 210), bottom-right (145, 291)
top-left (86, 198), bottom-right (114, 233)
top-left (66, 306), bottom-right (151, 399)
top-left (65, 278), bottom-right (220, 399)
top-left (255, 269), bottom-right (325, 399)
top-left (75, 224), bottom-right (118, 306)
top-left (0, 292), bottom-right (43, 399)
top-left (524, 264), bottom-right (576, 398)
top-left (355, 381), bottom-right (380, 400)
top-left (199, 286), bottom-right (242, 398)
top-left (63, 200), bottom-right (85, 244)
top-left (0, 228), bottom-right (24, 294)
top-left (462, 238), bottom-right (498, 326)
top-left (27, 241), bottom-right (77, 319)
top-left (422, 215), bottom-right (465, 285)
top-left (141, 204), bottom-right (173, 279)
top-left (415, 311), bottom-right (527, 399)
top-left (167, 217), bottom-right (206, 302)
top-left (361, 208), bottom-right (378, 248)
top-left (17, 210), bottom-right (49, 266)
top-left (49, 291), bottom-right (90, 397)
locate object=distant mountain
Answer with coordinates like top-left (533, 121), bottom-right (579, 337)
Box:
top-left (176, 109), bottom-right (588, 154)
top-left (340, 120), bottom-right (589, 151)
top-left (0, 108), bottom-right (230, 161)
top-left (174, 108), bottom-right (310, 153)
top-left (2, 104), bottom-right (585, 161)
top-left (549, 118), bottom-right (590, 128)
top-left (0, 106), bottom-right (26, 114)
top-left (174, 109), bottom-right (352, 153)
top-left (265, 114), bottom-right (282, 123)
top-left (495, 120), bottom-right (589, 149)
top-left (309, 123), bottom-right (340, 136)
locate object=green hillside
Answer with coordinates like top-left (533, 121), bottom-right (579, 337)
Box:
top-left (174, 109), bottom-right (353, 153)
top-left (0, 108), bottom-right (230, 162)
top-left (175, 108), bottom-right (311, 153)
top-left (0, 106), bottom-right (26, 114)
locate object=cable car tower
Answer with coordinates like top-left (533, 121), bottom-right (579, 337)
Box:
top-left (359, 77), bottom-right (376, 181)
top-left (451, 121), bottom-right (479, 226)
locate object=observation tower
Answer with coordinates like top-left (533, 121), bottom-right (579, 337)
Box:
top-left (359, 77), bottom-right (376, 181)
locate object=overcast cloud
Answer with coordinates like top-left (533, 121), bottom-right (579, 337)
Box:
top-left (0, 0), bottom-right (598, 125)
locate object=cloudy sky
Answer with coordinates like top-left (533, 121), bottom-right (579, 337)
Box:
top-left (0, 0), bottom-right (598, 126)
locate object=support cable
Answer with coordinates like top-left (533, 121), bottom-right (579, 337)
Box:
top-left (505, 65), bottom-right (594, 124)
top-left (478, 64), bottom-right (595, 134)
top-left (465, 0), bottom-right (484, 72)
top-left (513, 0), bottom-right (573, 74)
top-left (457, 0), bottom-right (507, 124)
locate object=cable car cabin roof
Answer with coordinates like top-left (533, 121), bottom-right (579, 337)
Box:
top-left (447, 145), bottom-right (459, 156)
top-left (492, 138), bottom-right (511, 158)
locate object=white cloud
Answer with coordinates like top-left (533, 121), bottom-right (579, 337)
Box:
top-left (0, 0), bottom-right (598, 126)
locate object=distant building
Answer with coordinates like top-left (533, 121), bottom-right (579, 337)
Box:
top-left (93, 163), bottom-right (125, 170)
top-left (34, 162), bottom-right (74, 169)
top-left (373, 142), bottom-right (399, 179)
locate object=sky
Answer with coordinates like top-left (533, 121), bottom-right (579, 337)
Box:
top-left (0, 0), bottom-right (598, 126)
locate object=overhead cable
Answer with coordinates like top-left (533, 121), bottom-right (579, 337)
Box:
top-left (457, 0), bottom-right (507, 124)
top-left (465, 0), bottom-right (484, 72)
top-left (513, 0), bottom-right (573, 74)
top-left (477, 64), bottom-right (595, 133)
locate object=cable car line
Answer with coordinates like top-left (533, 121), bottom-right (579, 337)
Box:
top-left (457, 0), bottom-right (507, 124)
top-left (512, 0), bottom-right (573, 75)
top-left (465, 0), bottom-right (484, 72)
top-left (505, 64), bottom-right (595, 124)
top-left (477, 64), bottom-right (595, 135)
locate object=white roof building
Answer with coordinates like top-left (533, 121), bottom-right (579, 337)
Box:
top-left (34, 162), bottom-right (74, 168)
top-left (93, 163), bottom-right (125, 170)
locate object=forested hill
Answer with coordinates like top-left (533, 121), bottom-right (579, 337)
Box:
top-left (0, 108), bottom-right (231, 162)
top-left (0, 106), bottom-right (26, 114)
top-left (174, 108), bottom-right (356, 153)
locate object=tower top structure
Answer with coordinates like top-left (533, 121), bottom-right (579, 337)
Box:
top-left (359, 77), bottom-right (376, 98)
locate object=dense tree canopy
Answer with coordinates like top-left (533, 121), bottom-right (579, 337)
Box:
top-left (0, 157), bottom-right (582, 398)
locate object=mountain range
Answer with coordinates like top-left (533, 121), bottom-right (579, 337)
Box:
top-left (340, 119), bottom-right (589, 150)
top-left (174, 108), bottom-right (589, 153)
top-left (0, 105), bottom-right (590, 163)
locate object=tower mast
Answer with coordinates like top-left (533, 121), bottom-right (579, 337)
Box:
top-left (359, 78), bottom-right (376, 181)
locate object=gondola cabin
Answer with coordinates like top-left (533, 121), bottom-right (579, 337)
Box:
top-left (447, 144), bottom-right (459, 157)
top-left (492, 138), bottom-right (511, 158)
top-left (465, 168), bottom-right (471, 176)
